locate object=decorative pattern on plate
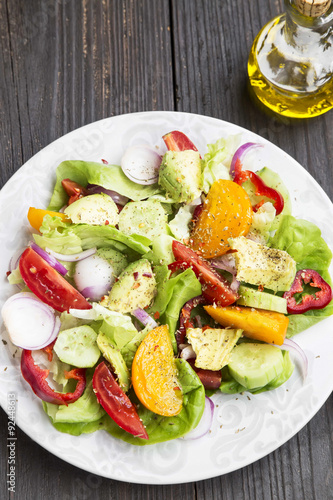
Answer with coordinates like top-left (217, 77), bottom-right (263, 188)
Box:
top-left (0, 111), bottom-right (332, 484)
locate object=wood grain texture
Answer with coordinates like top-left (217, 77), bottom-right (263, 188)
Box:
top-left (0, 0), bottom-right (332, 498)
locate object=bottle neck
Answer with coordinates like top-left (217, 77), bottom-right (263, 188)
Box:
top-left (284, 0), bottom-right (333, 35)
top-left (282, 0), bottom-right (333, 52)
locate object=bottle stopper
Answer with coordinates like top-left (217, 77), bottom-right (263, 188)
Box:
top-left (294, 0), bottom-right (332, 17)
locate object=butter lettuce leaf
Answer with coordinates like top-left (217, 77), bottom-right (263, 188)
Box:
top-left (202, 135), bottom-right (240, 193)
top-left (148, 267), bottom-right (202, 349)
top-left (48, 161), bottom-right (162, 211)
top-left (34, 215), bottom-right (150, 257)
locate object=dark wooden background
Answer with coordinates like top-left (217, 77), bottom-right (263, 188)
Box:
top-left (1, 0), bottom-right (332, 498)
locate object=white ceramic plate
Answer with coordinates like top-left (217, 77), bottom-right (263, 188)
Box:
top-left (1, 111), bottom-right (333, 485)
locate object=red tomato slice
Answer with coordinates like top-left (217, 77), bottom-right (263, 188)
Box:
top-left (19, 247), bottom-right (92, 313)
top-left (92, 361), bottom-right (148, 440)
top-left (61, 178), bottom-right (88, 205)
top-left (162, 131), bottom-right (199, 152)
top-left (172, 240), bottom-right (238, 306)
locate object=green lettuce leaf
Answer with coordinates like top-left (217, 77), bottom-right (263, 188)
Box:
top-left (48, 161), bottom-right (163, 211)
top-left (34, 215), bottom-right (151, 257)
top-left (202, 135), bottom-right (240, 193)
top-left (148, 267), bottom-right (202, 349)
top-left (43, 371), bottom-right (105, 425)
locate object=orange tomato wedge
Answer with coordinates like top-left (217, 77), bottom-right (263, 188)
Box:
top-left (204, 305), bottom-right (289, 346)
top-left (28, 207), bottom-right (70, 231)
top-left (190, 179), bottom-right (253, 259)
top-left (132, 325), bottom-right (183, 417)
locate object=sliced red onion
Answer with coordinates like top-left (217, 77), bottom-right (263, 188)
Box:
top-left (74, 255), bottom-right (115, 301)
top-left (30, 242), bottom-right (68, 276)
top-left (189, 196), bottom-right (203, 206)
top-left (182, 397), bottom-right (214, 440)
top-left (121, 145), bottom-right (162, 185)
top-left (230, 276), bottom-right (240, 294)
top-left (180, 345), bottom-right (196, 360)
top-left (230, 142), bottom-right (263, 179)
top-left (9, 248), bottom-right (25, 272)
top-left (210, 254), bottom-right (236, 275)
top-left (45, 247), bottom-right (97, 262)
top-left (1, 292), bottom-right (60, 350)
top-left (132, 308), bottom-right (158, 330)
top-left (86, 185), bottom-right (129, 206)
top-left (271, 338), bottom-right (308, 381)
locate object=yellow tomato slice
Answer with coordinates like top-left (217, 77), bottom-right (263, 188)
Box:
top-left (190, 179), bottom-right (253, 259)
top-left (27, 207), bottom-right (70, 231)
top-left (132, 325), bottom-right (183, 417)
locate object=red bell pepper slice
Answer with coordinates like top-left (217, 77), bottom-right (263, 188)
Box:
top-left (163, 131), bottom-right (200, 153)
top-left (283, 269), bottom-right (332, 314)
top-left (233, 158), bottom-right (284, 215)
top-left (61, 178), bottom-right (88, 205)
top-left (171, 240), bottom-right (239, 306)
top-left (21, 349), bottom-right (86, 405)
top-left (175, 295), bottom-right (207, 347)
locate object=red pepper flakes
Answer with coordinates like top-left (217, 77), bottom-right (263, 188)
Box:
top-left (105, 220), bottom-right (110, 225)
top-left (154, 311), bottom-right (160, 320)
top-left (101, 159), bottom-right (109, 165)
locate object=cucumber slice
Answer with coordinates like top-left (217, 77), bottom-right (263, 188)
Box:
top-left (228, 343), bottom-right (284, 390)
top-left (54, 325), bottom-right (101, 368)
top-left (237, 285), bottom-right (287, 314)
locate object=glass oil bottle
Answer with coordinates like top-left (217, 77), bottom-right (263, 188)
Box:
top-left (248, 0), bottom-right (333, 118)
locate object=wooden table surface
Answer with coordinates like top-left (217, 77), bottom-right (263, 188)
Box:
top-left (1, 0), bottom-right (332, 498)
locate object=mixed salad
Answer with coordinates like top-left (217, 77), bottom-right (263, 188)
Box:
top-left (2, 130), bottom-right (333, 445)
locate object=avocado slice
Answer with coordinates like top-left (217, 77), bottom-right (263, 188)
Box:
top-left (158, 150), bottom-right (202, 204)
top-left (101, 259), bottom-right (157, 313)
top-left (118, 199), bottom-right (168, 241)
top-left (229, 236), bottom-right (296, 292)
top-left (64, 193), bottom-right (119, 226)
top-left (186, 327), bottom-right (243, 371)
top-left (96, 247), bottom-right (128, 277)
top-left (97, 332), bottom-right (130, 392)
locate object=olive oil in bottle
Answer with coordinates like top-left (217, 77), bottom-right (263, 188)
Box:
top-left (248, 0), bottom-right (333, 118)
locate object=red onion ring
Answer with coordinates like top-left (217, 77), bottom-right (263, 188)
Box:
top-left (121, 145), bottom-right (162, 185)
top-left (132, 308), bottom-right (158, 329)
top-left (271, 338), bottom-right (308, 381)
top-left (182, 396), bottom-right (214, 440)
top-left (30, 242), bottom-right (68, 276)
top-left (180, 345), bottom-right (196, 360)
top-left (86, 185), bottom-right (129, 206)
top-left (1, 292), bottom-right (60, 350)
top-left (80, 285), bottom-right (112, 301)
top-left (9, 248), bottom-right (25, 272)
top-left (210, 254), bottom-right (237, 275)
top-left (45, 247), bottom-right (97, 262)
top-left (230, 142), bottom-right (263, 179)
